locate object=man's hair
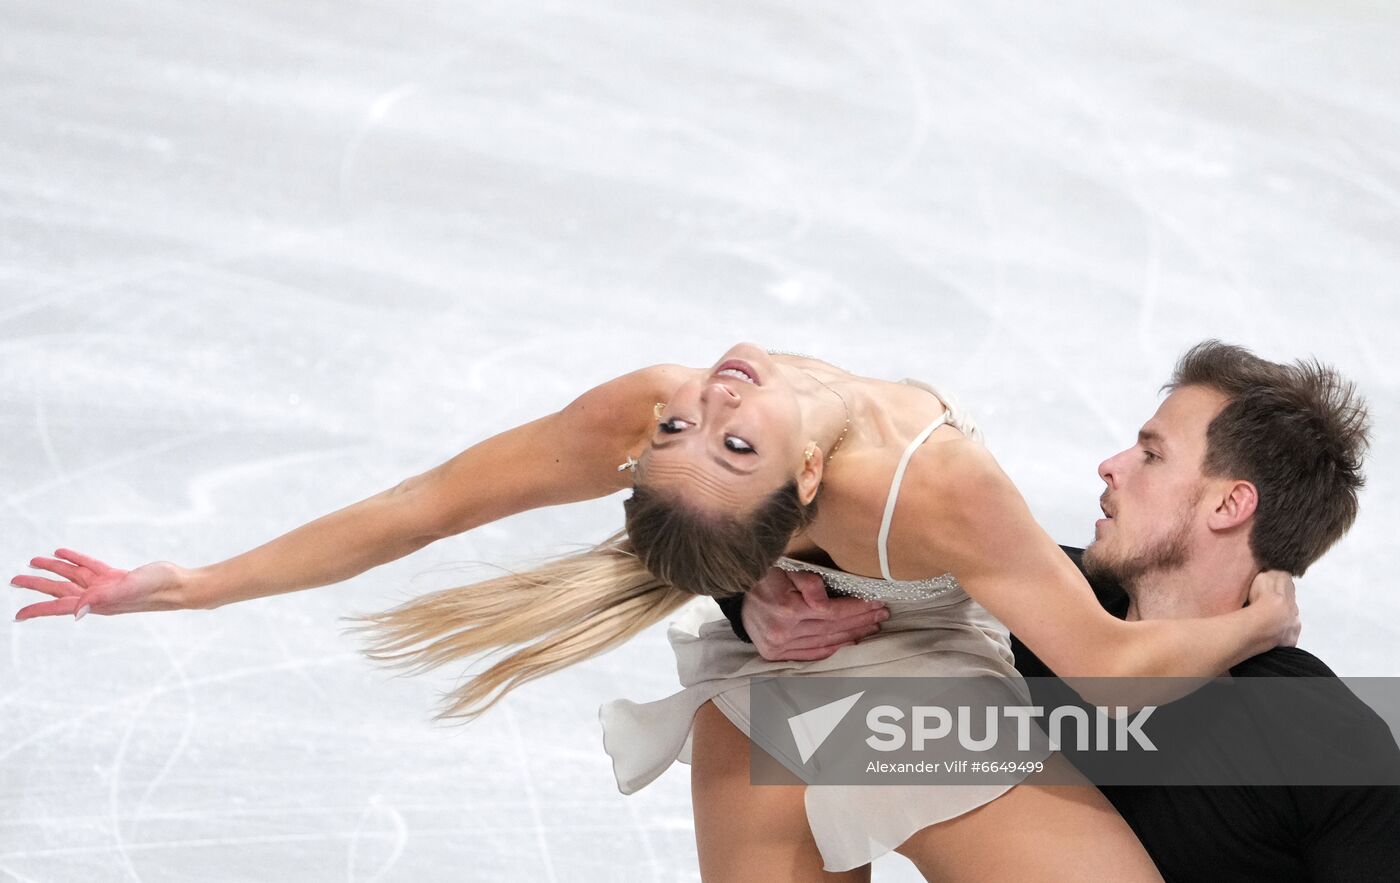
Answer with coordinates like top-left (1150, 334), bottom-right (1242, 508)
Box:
top-left (1165, 340), bottom-right (1370, 575)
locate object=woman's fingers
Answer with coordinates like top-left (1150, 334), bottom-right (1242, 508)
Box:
top-left (14, 596), bottom-right (81, 621)
top-left (10, 575), bottom-right (81, 599)
top-left (54, 548), bottom-right (108, 574)
top-left (1247, 570), bottom-right (1302, 647)
top-left (27, 556), bottom-right (86, 586)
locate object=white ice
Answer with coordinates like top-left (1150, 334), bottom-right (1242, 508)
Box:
top-left (3, 1), bottom-right (1399, 880)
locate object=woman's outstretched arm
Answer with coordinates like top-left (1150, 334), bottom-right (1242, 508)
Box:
top-left (11, 364), bottom-right (683, 618)
top-left (897, 440), bottom-right (1298, 705)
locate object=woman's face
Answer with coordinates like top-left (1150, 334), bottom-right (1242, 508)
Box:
top-left (639, 342), bottom-right (814, 513)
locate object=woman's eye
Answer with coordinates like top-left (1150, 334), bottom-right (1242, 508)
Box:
top-left (658, 417), bottom-right (692, 434)
top-left (725, 436), bottom-right (756, 454)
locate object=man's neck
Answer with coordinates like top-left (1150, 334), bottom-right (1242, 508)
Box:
top-left (1123, 545), bottom-right (1257, 622)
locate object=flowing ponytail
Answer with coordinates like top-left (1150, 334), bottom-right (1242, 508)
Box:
top-left (345, 530), bottom-right (692, 722)
top-left (348, 470), bottom-right (815, 723)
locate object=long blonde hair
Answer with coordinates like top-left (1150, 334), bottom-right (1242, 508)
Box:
top-left (348, 476), bottom-right (816, 722)
top-left (346, 530), bottom-right (690, 721)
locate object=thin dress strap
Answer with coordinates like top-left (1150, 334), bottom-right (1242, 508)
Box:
top-left (876, 410), bottom-right (951, 580)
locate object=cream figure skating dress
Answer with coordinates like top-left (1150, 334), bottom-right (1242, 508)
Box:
top-left (599, 379), bottom-right (1050, 872)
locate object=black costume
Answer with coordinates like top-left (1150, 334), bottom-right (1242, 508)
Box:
top-left (717, 547), bottom-right (1400, 881)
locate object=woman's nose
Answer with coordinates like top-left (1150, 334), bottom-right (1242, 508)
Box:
top-left (701, 382), bottom-right (741, 407)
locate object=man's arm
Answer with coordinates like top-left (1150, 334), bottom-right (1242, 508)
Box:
top-left (1292, 689), bottom-right (1400, 880)
top-left (715, 593), bottom-right (752, 643)
top-left (1230, 647), bottom-right (1400, 880)
top-left (1301, 786), bottom-right (1400, 881)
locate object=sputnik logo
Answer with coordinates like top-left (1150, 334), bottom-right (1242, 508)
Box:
top-left (787, 691), bottom-right (865, 763)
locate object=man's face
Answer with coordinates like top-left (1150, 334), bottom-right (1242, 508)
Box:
top-left (1083, 385), bottom-right (1229, 587)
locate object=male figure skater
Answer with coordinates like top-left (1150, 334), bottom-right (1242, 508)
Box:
top-left (719, 340), bottom-right (1400, 880)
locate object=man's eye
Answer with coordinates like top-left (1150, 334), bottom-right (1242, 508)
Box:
top-left (659, 417), bottom-right (692, 434)
top-left (1143, 450), bottom-right (1160, 463)
top-left (725, 436), bottom-right (756, 454)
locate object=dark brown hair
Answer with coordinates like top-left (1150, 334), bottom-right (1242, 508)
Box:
top-left (624, 475), bottom-right (818, 598)
top-left (1165, 340), bottom-right (1370, 575)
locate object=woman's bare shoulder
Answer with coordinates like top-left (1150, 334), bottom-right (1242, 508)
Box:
top-left (560, 363), bottom-right (693, 423)
top-left (554, 364), bottom-right (695, 466)
top-left (896, 439), bottom-right (1018, 538)
top-left (879, 435), bottom-right (1052, 583)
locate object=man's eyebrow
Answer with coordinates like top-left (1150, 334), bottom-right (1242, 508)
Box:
top-left (648, 438), bottom-right (756, 475)
top-left (1138, 428), bottom-right (1167, 448)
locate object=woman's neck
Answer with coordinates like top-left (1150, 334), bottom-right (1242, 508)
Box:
top-left (769, 355), bottom-right (874, 464)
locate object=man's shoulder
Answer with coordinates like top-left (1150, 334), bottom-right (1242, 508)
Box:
top-left (1230, 645), bottom-right (1337, 678)
top-left (1228, 646), bottom-right (1398, 767)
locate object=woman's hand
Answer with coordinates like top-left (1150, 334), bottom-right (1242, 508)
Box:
top-left (10, 549), bottom-right (186, 620)
top-left (1246, 569), bottom-right (1302, 648)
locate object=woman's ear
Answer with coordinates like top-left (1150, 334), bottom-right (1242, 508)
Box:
top-left (797, 443), bottom-right (823, 505)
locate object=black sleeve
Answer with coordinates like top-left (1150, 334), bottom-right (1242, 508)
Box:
top-left (1300, 785), bottom-right (1400, 881)
top-left (715, 594), bottom-right (752, 643)
top-left (1232, 649), bottom-right (1400, 879)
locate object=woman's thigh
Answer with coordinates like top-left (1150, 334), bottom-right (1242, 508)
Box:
top-left (893, 753), bottom-right (1162, 882)
top-left (690, 699), bottom-right (871, 883)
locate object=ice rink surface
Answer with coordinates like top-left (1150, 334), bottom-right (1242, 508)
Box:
top-left (3, 1), bottom-right (1399, 880)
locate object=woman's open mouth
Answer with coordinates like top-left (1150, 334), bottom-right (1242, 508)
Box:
top-left (713, 360), bottom-right (760, 386)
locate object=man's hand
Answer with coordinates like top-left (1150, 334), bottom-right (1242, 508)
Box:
top-left (742, 568), bottom-right (889, 661)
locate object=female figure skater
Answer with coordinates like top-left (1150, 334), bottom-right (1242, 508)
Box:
top-left (12, 342), bottom-right (1298, 881)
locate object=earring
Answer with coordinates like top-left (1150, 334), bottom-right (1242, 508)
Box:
top-left (617, 455), bottom-right (638, 473)
top-left (653, 402), bottom-right (665, 421)
top-left (804, 442), bottom-right (818, 463)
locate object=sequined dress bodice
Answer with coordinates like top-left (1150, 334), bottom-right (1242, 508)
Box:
top-left (772, 556), bottom-right (963, 602)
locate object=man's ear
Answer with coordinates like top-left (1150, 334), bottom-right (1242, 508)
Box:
top-left (1209, 479), bottom-right (1258, 531)
top-left (797, 445), bottom-right (823, 505)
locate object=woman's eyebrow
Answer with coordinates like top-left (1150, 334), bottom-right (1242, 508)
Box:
top-left (649, 439), bottom-right (757, 475)
top-left (710, 455), bottom-right (756, 476)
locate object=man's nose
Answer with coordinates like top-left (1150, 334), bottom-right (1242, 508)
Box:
top-left (1098, 449), bottom-right (1126, 486)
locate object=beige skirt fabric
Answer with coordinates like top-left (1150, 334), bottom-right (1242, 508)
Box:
top-left (599, 588), bottom-right (1051, 872)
